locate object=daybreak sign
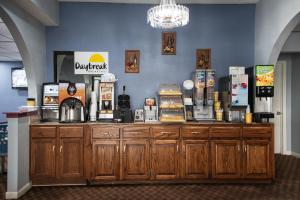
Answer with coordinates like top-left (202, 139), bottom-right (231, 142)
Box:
top-left (74, 51), bottom-right (109, 74)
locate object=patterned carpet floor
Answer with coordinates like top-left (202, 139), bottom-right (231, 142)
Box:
top-left (1, 155), bottom-right (299, 200)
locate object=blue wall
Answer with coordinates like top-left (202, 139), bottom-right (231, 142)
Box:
top-left (0, 61), bottom-right (28, 122)
top-left (46, 3), bottom-right (255, 109)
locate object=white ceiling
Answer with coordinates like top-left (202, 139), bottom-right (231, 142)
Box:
top-left (58, 0), bottom-right (260, 4)
top-left (0, 18), bottom-right (22, 62)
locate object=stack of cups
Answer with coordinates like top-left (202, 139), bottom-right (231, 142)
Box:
top-left (214, 91), bottom-right (223, 121)
top-left (90, 91), bottom-right (97, 122)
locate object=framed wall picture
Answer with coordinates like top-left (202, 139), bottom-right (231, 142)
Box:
top-left (196, 49), bottom-right (211, 69)
top-left (162, 32), bottom-right (176, 55)
top-left (125, 50), bottom-right (140, 73)
top-left (11, 67), bottom-right (28, 89)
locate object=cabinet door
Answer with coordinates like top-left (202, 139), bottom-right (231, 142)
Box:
top-left (58, 138), bottom-right (84, 179)
top-left (243, 140), bottom-right (271, 178)
top-left (31, 138), bottom-right (56, 179)
top-left (181, 140), bottom-right (209, 179)
top-left (211, 140), bottom-right (241, 179)
top-left (92, 140), bottom-right (120, 181)
top-left (123, 140), bottom-right (150, 180)
top-left (152, 140), bottom-right (179, 180)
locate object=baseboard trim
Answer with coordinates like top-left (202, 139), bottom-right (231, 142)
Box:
top-left (5, 182), bottom-right (32, 199)
top-left (284, 151), bottom-right (292, 155)
top-left (292, 151), bottom-right (300, 158)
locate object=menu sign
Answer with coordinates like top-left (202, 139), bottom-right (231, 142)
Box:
top-left (74, 52), bottom-right (109, 74)
top-left (256, 65), bottom-right (274, 87)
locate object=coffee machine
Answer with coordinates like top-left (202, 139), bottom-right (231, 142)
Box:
top-left (193, 70), bottom-right (215, 120)
top-left (98, 73), bottom-right (116, 121)
top-left (59, 82), bottom-right (86, 123)
top-left (41, 83), bottom-right (59, 122)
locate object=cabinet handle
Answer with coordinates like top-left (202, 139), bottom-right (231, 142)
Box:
top-left (103, 132), bottom-right (109, 135)
top-left (161, 131), bottom-right (171, 134)
top-left (244, 146), bottom-right (247, 152)
top-left (116, 146), bottom-right (119, 152)
top-left (191, 132), bottom-right (199, 134)
top-left (237, 144), bottom-right (240, 152)
top-left (177, 144), bottom-right (179, 152)
top-left (123, 145), bottom-right (126, 152)
top-left (60, 146), bottom-right (63, 153)
top-left (52, 145), bottom-right (55, 152)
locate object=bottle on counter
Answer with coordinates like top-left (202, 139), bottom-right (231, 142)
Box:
top-left (245, 105), bottom-right (252, 124)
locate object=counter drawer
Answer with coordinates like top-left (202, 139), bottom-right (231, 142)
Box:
top-left (31, 127), bottom-right (56, 138)
top-left (181, 126), bottom-right (209, 138)
top-left (92, 127), bottom-right (120, 139)
top-left (59, 127), bottom-right (83, 138)
top-left (243, 127), bottom-right (272, 138)
top-left (152, 127), bottom-right (180, 139)
top-left (123, 126), bottom-right (150, 138)
top-left (210, 127), bottom-right (241, 138)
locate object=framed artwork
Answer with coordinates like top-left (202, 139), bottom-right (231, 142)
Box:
top-left (11, 67), bottom-right (28, 89)
top-left (196, 49), bottom-right (211, 69)
top-left (125, 50), bottom-right (140, 73)
top-left (162, 32), bottom-right (176, 55)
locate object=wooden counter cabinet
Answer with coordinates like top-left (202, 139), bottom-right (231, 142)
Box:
top-left (243, 140), bottom-right (272, 179)
top-left (181, 140), bottom-right (209, 179)
top-left (30, 123), bottom-right (274, 185)
top-left (180, 126), bottom-right (209, 179)
top-left (30, 127), bottom-right (57, 181)
top-left (152, 140), bottom-right (180, 180)
top-left (91, 126), bottom-right (120, 181)
top-left (243, 126), bottom-right (274, 179)
top-left (30, 126), bottom-right (85, 184)
top-left (92, 140), bottom-right (120, 181)
top-left (58, 127), bottom-right (84, 181)
top-left (122, 140), bottom-right (150, 180)
top-left (211, 140), bottom-right (241, 179)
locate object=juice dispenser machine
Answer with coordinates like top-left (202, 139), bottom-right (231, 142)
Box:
top-left (254, 65), bottom-right (274, 122)
top-left (193, 69), bottom-right (215, 120)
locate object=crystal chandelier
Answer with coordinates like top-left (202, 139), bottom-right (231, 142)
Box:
top-left (147, 0), bottom-right (189, 29)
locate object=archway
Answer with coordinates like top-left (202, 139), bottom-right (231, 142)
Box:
top-left (268, 12), bottom-right (300, 65)
top-left (0, 6), bottom-right (37, 100)
top-left (258, 7), bottom-right (300, 157)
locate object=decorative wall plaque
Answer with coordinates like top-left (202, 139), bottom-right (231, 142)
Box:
top-left (125, 50), bottom-right (140, 73)
top-left (162, 32), bottom-right (176, 55)
top-left (196, 49), bottom-right (211, 69)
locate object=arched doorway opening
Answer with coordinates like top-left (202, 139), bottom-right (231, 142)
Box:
top-left (267, 11), bottom-right (300, 157)
top-left (0, 6), bottom-right (36, 100)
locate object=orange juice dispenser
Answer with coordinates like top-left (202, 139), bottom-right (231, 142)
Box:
top-left (254, 65), bottom-right (275, 122)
